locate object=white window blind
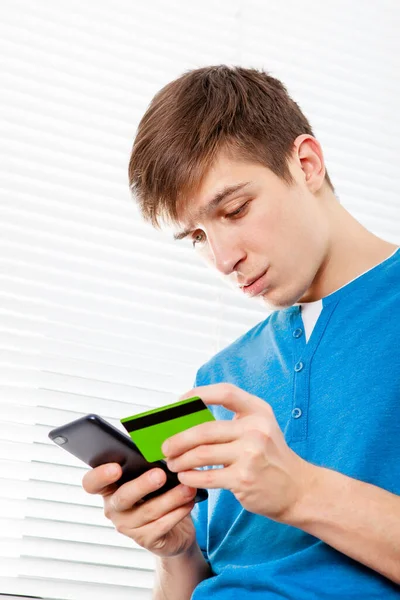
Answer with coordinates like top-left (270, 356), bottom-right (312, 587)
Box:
top-left (0, 1), bottom-right (399, 599)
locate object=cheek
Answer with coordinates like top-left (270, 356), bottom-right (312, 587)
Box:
top-left (276, 198), bottom-right (320, 254)
top-left (196, 245), bottom-right (213, 264)
top-left (244, 209), bottom-right (276, 246)
top-left (256, 207), bottom-right (316, 276)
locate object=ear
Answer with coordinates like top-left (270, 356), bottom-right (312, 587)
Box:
top-left (292, 134), bottom-right (326, 193)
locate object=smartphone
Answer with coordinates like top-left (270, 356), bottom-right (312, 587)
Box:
top-left (48, 413), bottom-right (208, 503)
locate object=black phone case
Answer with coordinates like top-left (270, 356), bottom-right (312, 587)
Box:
top-left (48, 413), bottom-right (208, 503)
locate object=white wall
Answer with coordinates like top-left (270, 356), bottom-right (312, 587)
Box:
top-left (0, 1), bottom-right (399, 599)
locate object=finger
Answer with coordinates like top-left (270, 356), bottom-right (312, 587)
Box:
top-left (177, 463), bottom-right (233, 490)
top-left (133, 483), bottom-right (197, 528)
top-left (82, 463), bottom-right (122, 495)
top-left (134, 498), bottom-right (196, 549)
top-left (166, 441), bottom-right (237, 472)
top-left (109, 468), bottom-right (167, 512)
top-left (181, 383), bottom-right (272, 418)
top-left (162, 419), bottom-right (240, 458)
top-left (106, 483), bottom-right (197, 533)
top-left (178, 389), bottom-right (197, 400)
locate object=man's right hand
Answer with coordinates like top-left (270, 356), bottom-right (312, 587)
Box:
top-left (82, 463), bottom-right (198, 558)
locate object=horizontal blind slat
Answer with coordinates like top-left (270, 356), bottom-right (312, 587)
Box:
top-left (0, 575), bottom-right (153, 600)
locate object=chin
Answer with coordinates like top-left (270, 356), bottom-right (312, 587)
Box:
top-left (259, 285), bottom-right (305, 311)
top-left (258, 294), bottom-right (293, 311)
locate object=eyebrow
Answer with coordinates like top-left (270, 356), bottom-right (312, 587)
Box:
top-left (173, 181), bottom-right (251, 241)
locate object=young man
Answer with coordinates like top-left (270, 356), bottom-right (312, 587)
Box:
top-left (83, 66), bottom-right (400, 599)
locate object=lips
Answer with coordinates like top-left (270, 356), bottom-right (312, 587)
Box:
top-left (239, 271), bottom-right (267, 288)
top-left (239, 269), bottom-right (269, 296)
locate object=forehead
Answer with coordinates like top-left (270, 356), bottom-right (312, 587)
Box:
top-left (176, 154), bottom-right (258, 224)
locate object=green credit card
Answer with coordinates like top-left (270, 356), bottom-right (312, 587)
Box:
top-left (120, 396), bottom-right (216, 463)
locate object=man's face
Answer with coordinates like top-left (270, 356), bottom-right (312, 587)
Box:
top-left (174, 150), bottom-right (330, 309)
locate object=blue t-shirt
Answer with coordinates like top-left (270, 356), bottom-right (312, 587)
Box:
top-left (191, 248), bottom-right (400, 599)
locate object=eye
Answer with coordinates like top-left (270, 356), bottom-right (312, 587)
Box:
top-left (191, 230), bottom-right (206, 248)
top-left (226, 201), bottom-right (250, 219)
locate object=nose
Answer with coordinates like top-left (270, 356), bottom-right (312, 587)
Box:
top-left (205, 229), bottom-right (245, 276)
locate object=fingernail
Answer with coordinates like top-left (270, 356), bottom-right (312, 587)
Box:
top-left (106, 465), bottom-right (119, 477)
top-left (182, 485), bottom-right (194, 496)
top-left (150, 470), bottom-right (163, 485)
top-left (162, 440), bottom-right (170, 455)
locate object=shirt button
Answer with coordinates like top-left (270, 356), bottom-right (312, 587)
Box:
top-left (294, 361), bottom-right (304, 372)
top-left (292, 408), bottom-right (302, 419)
top-left (293, 328), bottom-right (303, 338)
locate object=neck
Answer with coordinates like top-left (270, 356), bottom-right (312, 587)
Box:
top-left (298, 195), bottom-right (399, 303)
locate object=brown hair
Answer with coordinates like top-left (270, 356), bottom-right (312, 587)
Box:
top-left (129, 65), bottom-right (334, 228)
